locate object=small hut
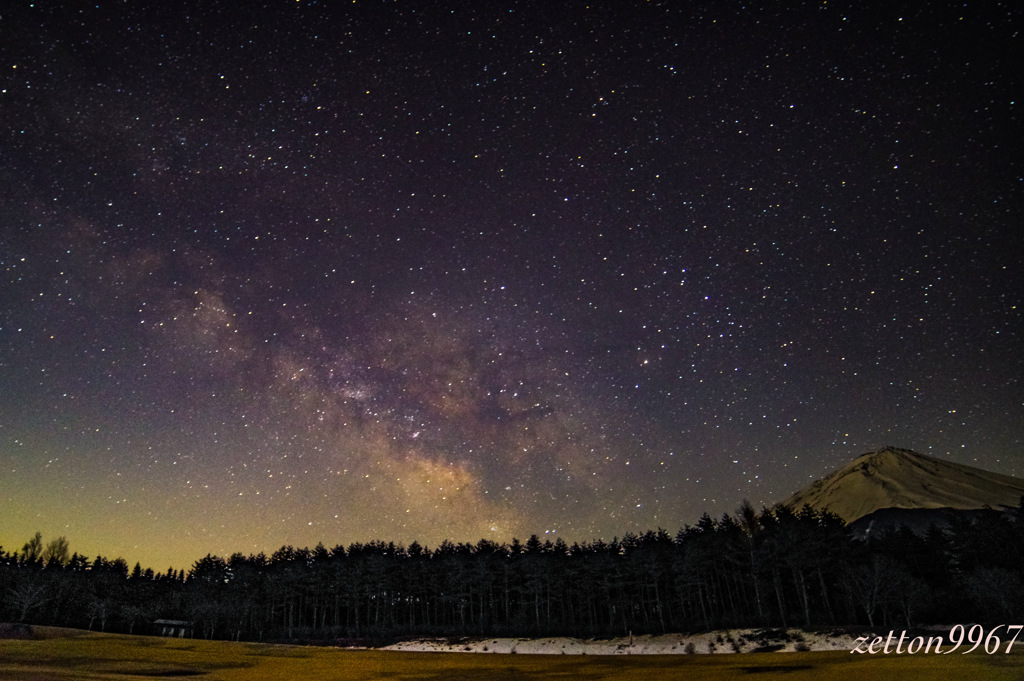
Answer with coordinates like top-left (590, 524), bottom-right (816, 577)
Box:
top-left (152, 619), bottom-right (192, 638)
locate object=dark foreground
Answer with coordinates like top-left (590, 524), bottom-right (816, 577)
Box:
top-left (1, 626), bottom-right (1023, 680)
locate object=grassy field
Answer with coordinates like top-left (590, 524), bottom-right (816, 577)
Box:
top-left (2, 627), bottom-right (1023, 680)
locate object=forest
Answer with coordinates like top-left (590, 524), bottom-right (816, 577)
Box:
top-left (3, 501), bottom-right (1023, 643)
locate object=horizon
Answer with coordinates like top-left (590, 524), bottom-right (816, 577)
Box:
top-left (0, 501), bottom-right (842, 575)
top-left (8, 444), bottom-right (1024, 574)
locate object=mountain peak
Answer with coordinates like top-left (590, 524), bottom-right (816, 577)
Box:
top-left (781, 447), bottom-right (1024, 523)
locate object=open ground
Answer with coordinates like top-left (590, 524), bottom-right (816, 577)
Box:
top-left (1, 627), bottom-right (1023, 680)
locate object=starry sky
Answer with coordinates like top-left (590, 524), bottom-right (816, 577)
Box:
top-left (1, 1), bottom-right (1020, 572)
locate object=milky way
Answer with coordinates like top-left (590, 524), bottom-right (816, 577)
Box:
top-left (1, 1), bottom-right (1020, 571)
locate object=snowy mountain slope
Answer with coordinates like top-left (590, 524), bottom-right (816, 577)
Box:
top-left (780, 447), bottom-right (1024, 523)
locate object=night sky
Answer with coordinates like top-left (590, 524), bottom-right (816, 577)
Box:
top-left (1, 1), bottom-right (1020, 572)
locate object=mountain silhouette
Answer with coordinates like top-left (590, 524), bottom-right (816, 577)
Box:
top-left (780, 446), bottom-right (1024, 524)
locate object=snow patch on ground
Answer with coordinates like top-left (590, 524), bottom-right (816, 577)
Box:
top-left (382, 627), bottom-right (889, 655)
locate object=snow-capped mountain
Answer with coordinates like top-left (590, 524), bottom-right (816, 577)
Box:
top-left (781, 447), bottom-right (1024, 523)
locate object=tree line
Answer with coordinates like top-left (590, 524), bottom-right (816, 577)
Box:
top-left (3, 501), bottom-right (1023, 642)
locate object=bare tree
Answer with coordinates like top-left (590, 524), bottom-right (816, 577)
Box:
top-left (736, 499), bottom-right (766, 622)
top-left (87, 597), bottom-right (110, 631)
top-left (21, 532), bottom-right (43, 564)
top-left (42, 536), bottom-right (71, 567)
top-left (846, 555), bottom-right (894, 627)
top-left (9, 581), bottom-right (47, 622)
top-left (966, 567), bottom-right (1023, 620)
